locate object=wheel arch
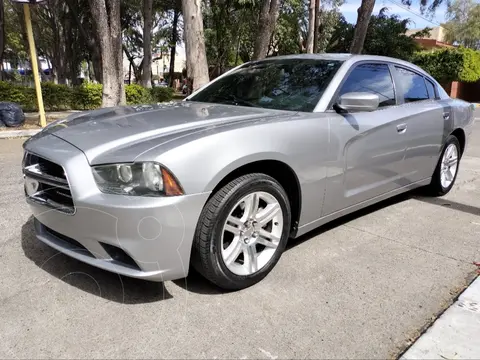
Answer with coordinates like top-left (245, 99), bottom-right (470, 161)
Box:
top-left (206, 157), bottom-right (302, 236)
top-left (451, 128), bottom-right (466, 156)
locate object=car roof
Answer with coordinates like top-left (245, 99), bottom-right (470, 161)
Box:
top-left (259, 53), bottom-right (432, 79)
top-left (266, 53), bottom-right (354, 61)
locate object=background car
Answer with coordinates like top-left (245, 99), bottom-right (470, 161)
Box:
top-left (22, 54), bottom-right (475, 290)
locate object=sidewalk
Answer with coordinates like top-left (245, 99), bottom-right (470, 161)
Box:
top-left (401, 275), bottom-right (480, 359)
top-left (0, 110), bottom-right (79, 139)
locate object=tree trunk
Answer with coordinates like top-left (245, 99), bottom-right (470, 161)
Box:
top-left (123, 44), bottom-right (141, 83)
top-left (313, 0), bottom-right (321, 53)
top-left (0, 0), bottom-right (4, 76)
top-left (168, 1), bottom-right (180, 88)
top-left (56, 13), bottom-right (67, 84)
top-left (182, 0), bottom-right (209, 91)
top-left (66, 0), bottom-right (102, 82)
top-left (135, 59), bottom-right (143, 83)
top-left (91, 52), bottom-right (102, 83)
top-left (141, 0), bottom-right (153, 88)
top-left (350, 0), bottom-right (375, 54)
top-left (306, 0), bottom-right (315, 53)
top-left (88, 0), bottom-right (124, 107)
top-left (128, 62), bottom-right (132, 84)
top-left (252, 0), bottom-right (279, 60)
top-left (87, 60), bottom-right (91, 81)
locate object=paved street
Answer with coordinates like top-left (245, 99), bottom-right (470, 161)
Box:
top-left (1, 112), bottom-right (480, 359)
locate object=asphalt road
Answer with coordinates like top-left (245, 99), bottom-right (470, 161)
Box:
top-left (1, 112), bottom-right (480, 359)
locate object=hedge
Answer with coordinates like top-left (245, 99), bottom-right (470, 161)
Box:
top-left (412, 47), bottom-right (480, 84)
top-left (0, 82), bottom-right (175, 112)
top-left (125, 83), bottom-right (152, 105)
top-left (72, 83), bottom-right (103, 110)
top-left (151, 86), bottom-right (175, 102)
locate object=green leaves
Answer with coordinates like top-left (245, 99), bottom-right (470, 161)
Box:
top-left (125, 83), bottom-right (153, 105)
top-left (412, 47), bottom-right (480, 83)
top-left (0, 81), bottom-right (176, 111)
top-left (444, 0), bottom-right (480, 50)
top-left (150, 86), bottom-right (174, 102)
top-left (327, 10), bottom-right (420, 60)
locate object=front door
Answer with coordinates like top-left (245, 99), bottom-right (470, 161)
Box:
top-left (323, 62), bottom-right (410, 216)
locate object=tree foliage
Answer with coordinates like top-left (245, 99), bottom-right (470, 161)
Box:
top-left (328, 9), bottom-right (425, 60)
top-left (350, 0), bottom-right (376, 54)
top-left (1, 0), bottom-right (474, 108)
top-left (412, 47), bottom-right (480, 83)
top-left (444, 0), bottom-right (480, 49)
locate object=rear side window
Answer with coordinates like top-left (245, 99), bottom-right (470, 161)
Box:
top-left (395, 67), bottom-right (429, 103)
top-left (425, 79), bottom-right (437, 99)
top-left (338, 63), bottom-right (396, 107)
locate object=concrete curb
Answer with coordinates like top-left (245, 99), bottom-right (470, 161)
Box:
top-left (0, 129), bottom-right (41, 139)
top-left (401, 275), bottom-right (480, 359)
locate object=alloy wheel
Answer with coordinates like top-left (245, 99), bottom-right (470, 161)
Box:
top-left (440, 143), bottom-right (459, 189)
top-left (221, 191), bottom-right (284, 276)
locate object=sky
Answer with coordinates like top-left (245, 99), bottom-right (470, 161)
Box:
top-left (339, 0), bottom-right (448, 29)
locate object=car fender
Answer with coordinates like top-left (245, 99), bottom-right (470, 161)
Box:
top-left (140, 113), bottom-right (332, 228)
top-left (202, 151), bottom-right (295, 193)
top-left (156, 126), bottom-right (300, 195)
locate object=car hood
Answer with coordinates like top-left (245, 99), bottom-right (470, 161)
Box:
top-left (27, 101), bottom-right (288, 164)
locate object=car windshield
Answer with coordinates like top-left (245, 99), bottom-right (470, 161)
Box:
top-left (188, 58), bottom-right (343, 112)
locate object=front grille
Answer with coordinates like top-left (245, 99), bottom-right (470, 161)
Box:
top-left (23, 152), bottom-right (75, 214)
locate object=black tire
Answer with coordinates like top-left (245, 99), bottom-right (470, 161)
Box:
top-left (191, 173), bottom-right (291, 290)
top-left (425, 134), bottom-right (461, 196)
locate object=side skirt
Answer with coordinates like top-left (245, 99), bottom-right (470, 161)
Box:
top-left (294, 178), bottom-right (431, 238)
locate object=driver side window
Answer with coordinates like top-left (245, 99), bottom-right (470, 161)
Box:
top-left (338, 63), bottom-right (396, 108)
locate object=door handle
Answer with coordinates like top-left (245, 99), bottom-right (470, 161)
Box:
top-left (397, 123), bottom-right (407, 134)
top-left (443, 112), bottom-right (450, 120)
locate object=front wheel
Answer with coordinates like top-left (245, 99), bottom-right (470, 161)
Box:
top-left (191, 173), bottom-right (291, 290)
top-left (425, 135), bottom-right (461, 196)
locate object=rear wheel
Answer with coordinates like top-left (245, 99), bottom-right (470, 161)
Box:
top-left (425, 135), bottom-right (461, 196)
top-left (191, 173), bottom-right (291, 290)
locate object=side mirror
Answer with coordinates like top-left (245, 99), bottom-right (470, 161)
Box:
top-left (335, 92), bottom-right (380, 113)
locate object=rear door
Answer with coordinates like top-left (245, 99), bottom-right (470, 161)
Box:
top-left (391, 66), bottom-right (445, 183)
top-left (323, 62), bottom-right (411, 216)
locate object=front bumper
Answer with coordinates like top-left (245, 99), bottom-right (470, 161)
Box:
top-left (24, 134), bottom-right (210, 282)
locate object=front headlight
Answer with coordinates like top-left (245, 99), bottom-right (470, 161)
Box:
top-left (92, 162), bottom-right (184, 197)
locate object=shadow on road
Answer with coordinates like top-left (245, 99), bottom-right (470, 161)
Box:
top-left (21, 217), bottom-right (173, 304)
top-left (414, 196), bottom-right (480, 216)
top-left (287, 192), bottom-right (413, 251)
top-left (21, 191), bottom-right (417, 301)
top-left (173, 191), bottom-right (414, 295)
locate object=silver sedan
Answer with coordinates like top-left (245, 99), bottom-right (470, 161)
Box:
top-left (22, 54), bottom-right (475, 290)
